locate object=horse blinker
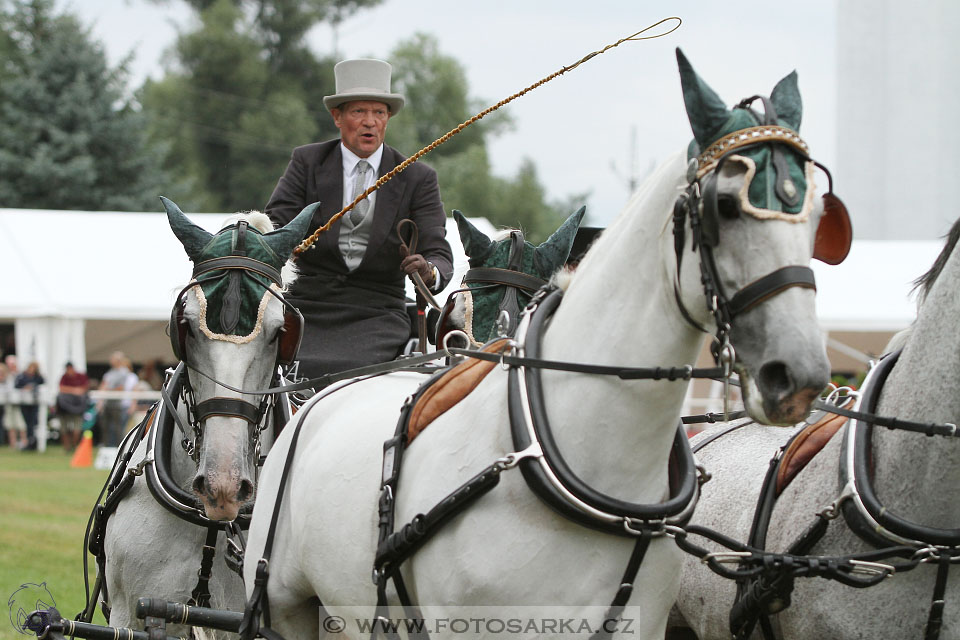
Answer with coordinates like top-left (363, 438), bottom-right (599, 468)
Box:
top-left (812, 192), bottom-right (852, 265)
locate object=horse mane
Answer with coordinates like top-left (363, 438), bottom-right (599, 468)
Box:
top-left (912, 216), bottom-right (960, 304)
top-left (220, 210), bottom-right (298, 291)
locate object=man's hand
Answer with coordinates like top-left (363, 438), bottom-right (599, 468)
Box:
top-left (399, 244), bottom-right (436, 287)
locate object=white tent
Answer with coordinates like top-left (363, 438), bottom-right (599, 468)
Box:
top-left (0, 207), bottom-right (943, 385)
top-left (812, 239), bottom-right (939, 371)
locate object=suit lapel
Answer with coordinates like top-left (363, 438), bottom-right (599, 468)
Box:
top-left (362, 146), bottom-right (406, 266)
top-left (315, 143), bottom-right (345, 263)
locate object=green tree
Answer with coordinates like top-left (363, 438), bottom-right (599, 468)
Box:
top-left (0, 0), bottom-right (167, 210)
top-left (140, 0), bottom-right (318, 211)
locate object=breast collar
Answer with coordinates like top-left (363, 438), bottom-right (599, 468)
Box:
top-left (838, 350), bottom-right (960, 549)
top-left (507, 287), bottom-right (702, 536)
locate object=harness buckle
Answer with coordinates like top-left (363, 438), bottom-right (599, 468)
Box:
top-left (128, 455), bottom-right (154, 477)
top-left (702, 550), bottom-right (752, 565)
top-left (945, 423), bottom-right (957, 437)
top-left (847, 559), bottom-right (896, 577)
top-left (496, 442), bottom-right (544, 470)
top-left (623, 517), bottom-right (666, 537)
top-left (495, 310), bottom-right (511, 338)
top-left (499, 340), bottom-right (519, 371)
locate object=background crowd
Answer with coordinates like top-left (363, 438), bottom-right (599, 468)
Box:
top-left (0, 351), bottom-right (165, 453)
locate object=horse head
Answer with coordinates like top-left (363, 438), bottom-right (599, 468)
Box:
top-left (163, 197), bottom-right (317, 520)
top-left (438, 208), bottom-right (584, 347)
top-left (675, 49), bottom-right (851, 425)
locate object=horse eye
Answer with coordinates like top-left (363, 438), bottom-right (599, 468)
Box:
top-left (717, 196), bottom-right (740, 219)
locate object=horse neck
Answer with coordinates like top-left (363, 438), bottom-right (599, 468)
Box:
top-left (872, 243), bottom-right (960, 526)
top-left (536, 152), bottom-right (705, 501)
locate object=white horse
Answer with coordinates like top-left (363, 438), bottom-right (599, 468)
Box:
top-left (242, 49), bottom-right (840, 640)
top-left (92, 198), bottom-right (316, 635)
top-left (673, 220), bottom-right (960, 639)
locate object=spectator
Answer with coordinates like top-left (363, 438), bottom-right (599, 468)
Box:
top-left (0, 362), bottom-right (8, 446)
top-left (138, 358), bottom-right (164, 390)
top-left (15, 361), bottom-right (44, 451)
top-left (57, 362), bottom-right (90, 453)
top-left (4, 356), bottom-right (27, 449)
top-left (127, 366), bottom-right (157, 432)
top-left (98, 351), bottom-right (135, 447)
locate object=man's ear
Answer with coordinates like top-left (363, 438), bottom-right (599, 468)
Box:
top-left (331, 108), bottom-right (343, 129)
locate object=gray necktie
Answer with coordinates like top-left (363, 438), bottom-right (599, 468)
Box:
top-left (349, 160), bottom-right (371, 225)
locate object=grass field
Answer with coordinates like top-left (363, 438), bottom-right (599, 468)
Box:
top-left (0, 445), bottom-right (111, 639)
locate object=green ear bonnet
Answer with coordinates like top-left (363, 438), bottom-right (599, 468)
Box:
top-left (678, 48), bottom-right (814, 220)
top-left (454, 208), bottom-right (585, 345)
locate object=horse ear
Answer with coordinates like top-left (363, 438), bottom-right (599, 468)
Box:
top-left (770, 70), bottom-right (802, 131)
top-left (264, 201), bottom-right (321, 258)
top-left (454, 210), bottom-right (494, 263)
top-left (676, 48), bottom-right (731, 147)
top-left (161, 196), bottom-right (213, 262)
top-left (534, 206), bottom-right (586, 271)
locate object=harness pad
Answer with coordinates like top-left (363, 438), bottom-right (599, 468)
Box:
top-left (407, 339), bottom-right (510, 443)
top-left (775, 396), bottom-right (854, 495)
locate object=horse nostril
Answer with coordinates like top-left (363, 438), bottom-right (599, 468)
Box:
top-left (758, 361), bottom-right (792, 398)
top-left (192, 474), bottom-right (208, 497)
top-left (237, 479), bottom-right (254, 503)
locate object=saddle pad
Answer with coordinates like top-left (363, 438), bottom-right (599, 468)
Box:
top-left (775, 397), bottom-right (854, 495)
top-left (407, 339), bottom-right (510, 443)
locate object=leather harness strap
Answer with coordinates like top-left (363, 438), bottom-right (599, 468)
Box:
top-left (727, 266), bottom-right (816, 317)
top-left (193, 397), bottom-right (262, 425)
top-left (192, 256), bottom-right (283, 286)
top-left (462, 267), bottom-right (546, 293)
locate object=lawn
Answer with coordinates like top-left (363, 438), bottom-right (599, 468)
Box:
top-left (0, 445), bottom-right (110, 639)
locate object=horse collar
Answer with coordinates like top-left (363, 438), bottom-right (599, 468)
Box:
top-left (507, 287), bottom-right (702, 536)
top-left (838, 350), bottom-right (960, 549)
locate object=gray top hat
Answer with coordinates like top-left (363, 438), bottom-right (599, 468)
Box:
top-left (323, 58), bottom-right (405, 115)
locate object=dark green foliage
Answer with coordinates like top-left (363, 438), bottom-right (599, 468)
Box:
top-left (140, 0), bottom-right (320, 212)
top-left (0, 0), bottom-right (167, 210)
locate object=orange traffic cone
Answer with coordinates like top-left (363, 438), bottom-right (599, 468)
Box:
top-left (70, 430), bottom-right (94, 468)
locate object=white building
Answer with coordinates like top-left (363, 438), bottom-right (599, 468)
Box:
top-left (837, 0), bottom-right (960, 240)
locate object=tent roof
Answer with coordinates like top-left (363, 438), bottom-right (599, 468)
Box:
top-left (0, 208), bottom-right (495, 321)
top-left (0, 208), bottom-right (941, 331)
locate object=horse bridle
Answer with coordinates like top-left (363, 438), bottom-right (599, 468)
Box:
top-left (672, 105), bottom-right (851, 368)
top-left (167, 221), bottom-right (304, 459)
top-left (436, 230), bottom-right (548, 346)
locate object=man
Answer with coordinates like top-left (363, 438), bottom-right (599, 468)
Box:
top-left (265, 58), bottom-right (454, 378)
top-left (57, 362), bottom-right (89, 452)
top-left (98, 351), bottom-right (135, 447)
top-left (3, 355), bottom-right (27, 449)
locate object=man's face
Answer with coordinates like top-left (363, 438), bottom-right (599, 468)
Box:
top-left (332, 100), bottom-right (391, 158)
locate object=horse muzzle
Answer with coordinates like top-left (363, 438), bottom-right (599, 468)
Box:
top-left (742, 359), bottom-right (829, 426)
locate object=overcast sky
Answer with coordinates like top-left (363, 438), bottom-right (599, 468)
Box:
top-left (61, 0), bottom-right (837, 226)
